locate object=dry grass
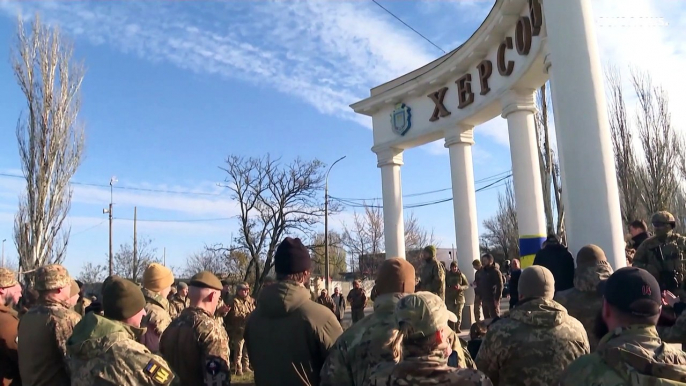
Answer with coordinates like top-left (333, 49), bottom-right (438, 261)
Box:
top-left (232, 372), bottom-right (255, 386)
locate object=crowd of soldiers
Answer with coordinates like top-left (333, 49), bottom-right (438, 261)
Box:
top-left (4, 210), bottom-right (686, 385)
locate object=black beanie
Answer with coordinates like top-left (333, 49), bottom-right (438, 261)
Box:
top-left (274, 237), bottom-right (312, 274)
top-left (102, 276), bottom-right (146, 321)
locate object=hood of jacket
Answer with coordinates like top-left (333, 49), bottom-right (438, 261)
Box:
top-left (373, 293), bottom-right (404, 315)
top-left (597, 325), bottom-right (686, 383)
top-left (255, 280), bottom-right (310, 318)
top-left (573, 261), bottom-right (614, 292)
top-left (67, 312), bottom-right (146, 359)
top-left (509, 298), bottom-right (567, 327)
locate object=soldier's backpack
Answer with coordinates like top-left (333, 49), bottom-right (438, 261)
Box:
top-left (602, 347), bottom-right (686, 385)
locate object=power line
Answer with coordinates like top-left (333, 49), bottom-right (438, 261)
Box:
top-left (113, 217), bottom-right (232, 223)
top-left (0, 172), bottom-right (223, 197)
top-left (334, 169), bottom-right (512, 201)
top-left (370, 0), bottom-right (446, 54)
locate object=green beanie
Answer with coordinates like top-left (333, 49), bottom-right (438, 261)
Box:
top-left (102, 276), bottom-right (146, 321)
top-left (423, 245), bottom-right (437, 258)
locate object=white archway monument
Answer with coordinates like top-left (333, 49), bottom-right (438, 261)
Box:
top-left (351, 0), bottom-right (626, 322)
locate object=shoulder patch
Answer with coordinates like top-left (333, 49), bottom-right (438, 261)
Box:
top-left (144, 358), bottom-right (174, 385)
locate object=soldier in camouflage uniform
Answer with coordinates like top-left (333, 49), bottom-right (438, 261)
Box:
top-left (0, 268), bottom-right (21, 385)
top-left (559, 267), bottom-right (686, 385)
top-left (18, 264), bottom-right (82, 386)
top-left (67, 275), bottom-right (179, 385)
top-left (321, 258), bottom-right (417, 386)
top-left (160, 271), bottom-right (231, 386)
top-left (476, 266), bottom-right (589, 386)
top-left (372, 291), bottom-right (492, 386)
top-left (168, 282), bottom-right (189, 319)
top-left (225, 282), bottom-right (255, 376)
top-left (445, 261), bottom-right (469, 332)
top-left (417, 245), bottom-right (446, 301)
top-left (554, 244), bottom-right (613, 351)
top-left (633, 211), bottom-right (686, 300)
top-left (316, 288), bottom-right (335, 314)
top-left (141, 263), bottom-right (175, 353)
top-left (347, 280), bottom-right (367, 323)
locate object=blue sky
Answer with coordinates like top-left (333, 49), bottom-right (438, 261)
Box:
top-left (0, 0), bottom-right (684, 277)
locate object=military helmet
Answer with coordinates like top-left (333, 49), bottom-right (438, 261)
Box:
top-left (651, 211), bottom-right (676, 227)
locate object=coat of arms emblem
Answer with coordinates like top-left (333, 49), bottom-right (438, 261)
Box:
top-left (391, 103), bottom-right (412, 136)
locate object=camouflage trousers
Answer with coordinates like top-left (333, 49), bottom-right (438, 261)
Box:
top-left (482, 298), bottom-right (500, 319)
top-left (229, 333), bottom-right (249, 371)
top-left (351, 308), bottom-right (365, 324)
top-left (473, 295), bottom-right (482, 322)
top-left (447, 302), bottom-right (464, 332)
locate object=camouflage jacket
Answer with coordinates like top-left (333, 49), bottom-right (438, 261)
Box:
top-left (225, 295), bottom-right (255, 333)
top-left (418, 258), bottom-right (446, 301)
top-left (67, 313), bottom-right (179, 386)
top-left (316, 295), bottom-right (335, 314)
top-left (74, 297), bottom-right (92, 316)
top-left (320, 293), bottom-right (405, 386)
top-left (383, 348), bottom-right (492, 386)
top-left (445, 270), bottom-right (469, 305)
top-left (160, 307), bottom-right (231, 386)
top-left (633, 233), bottom-right (686, 294)
top-left (347, 288), bottom-right (367, 310)
top-left (554, 261), bottom-right (614, 351)
top-left (658, 309), bottom-right (686, 345)
top-left (475, 298), bottom-right (589, 386)
top-left (559, 325), bottom-right (686, 386)
top-left (17, 299), bottom-right (82, 386)
top-left (168, 294), bottom-right (189, 320)
top-left (142, 288), bottom-right (173, 337)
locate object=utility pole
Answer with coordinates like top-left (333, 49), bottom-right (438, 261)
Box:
top-left (324, 156), bottom-right (346, 293)
top-left (103, 177), bottom-right (117, 276)
top-left (1, 239), bottom-right (5, 268)
top-left (133, 206), bottom-right (137, 282)
top-left (163, 247), bottom-right (166, 266)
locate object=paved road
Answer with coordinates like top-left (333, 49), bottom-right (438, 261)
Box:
top-left (340, 306), bottom-right (373, 330)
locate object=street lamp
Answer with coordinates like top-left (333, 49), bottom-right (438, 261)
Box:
top-left (103, 176), bottom-right (117, 276)
top-left (325, 156), bottom-right (346, 293)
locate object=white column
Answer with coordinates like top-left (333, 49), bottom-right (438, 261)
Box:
top-left (445, 125), bottom-right (479, 328)
top-left (501, 90), bottom-right (548, 268)
top-left (542, 0), bottom-right (626, 269)
top-left (376, 147), bottom-right (406, 259)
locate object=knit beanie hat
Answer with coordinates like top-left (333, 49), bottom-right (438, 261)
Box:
top-left (274, 237), bottom-right (312, 274)
top-left (423, 245), bottom-right (437, 258)
top-left (576, 244), bottom-right (607, 267)
top-left (102, 276), bottom-right (146, 321)
top-left (375, 258), bottom-right (416, 296)
top-left (142, 263), bottom-right (174, 293)
top-left (518, 266), bottom-right (555, 300)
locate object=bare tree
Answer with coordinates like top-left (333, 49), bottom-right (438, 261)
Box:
top-left (482, 182), bottom-right (519, 262)
top-left (631, 69), bottom-right (680, 215)
top-left (606, 67), bottom-right (643, 225)
top-left (12, 15), bottom-right (85, 281)
top-left (183, 246), bottom-right (250, 283)
top-left (405, 212), bottom-right (437, 252)
top-left (220, 155), bottom-right (328, 295)
top-left (340, 202), bottom-right (384, 276)
top-left (113, 237), bottom-right (159, 283)
top-left (309, 232), bottom-right (347, 279)
top-left (78, 262), bottom-right (107, 284)
top-left (534, 83), bottom-right (564, 237)
top-left (183, 249), bottom-right (225, 278)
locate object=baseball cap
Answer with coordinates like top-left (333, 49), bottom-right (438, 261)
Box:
top-left (395, 291), bottom-right (457, 339)
top-left (597, 267), bottom-right (661, 317)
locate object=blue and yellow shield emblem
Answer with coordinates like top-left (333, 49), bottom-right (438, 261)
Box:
top-left (391, 103), bottom-right (412, 136)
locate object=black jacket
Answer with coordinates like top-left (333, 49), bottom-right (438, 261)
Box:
top-left (508, 269), bottom-right (521, 308)
top-left (632, 232), bottom-right (649, 249)
top-left (532, 244), bottom-right (575, 292)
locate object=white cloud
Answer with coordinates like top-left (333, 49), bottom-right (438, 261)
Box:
top-left (0, 1), bottom-right (436, 129)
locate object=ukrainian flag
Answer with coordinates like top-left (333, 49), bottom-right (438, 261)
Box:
top-left (519, 235), bottom-right (546, 268)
